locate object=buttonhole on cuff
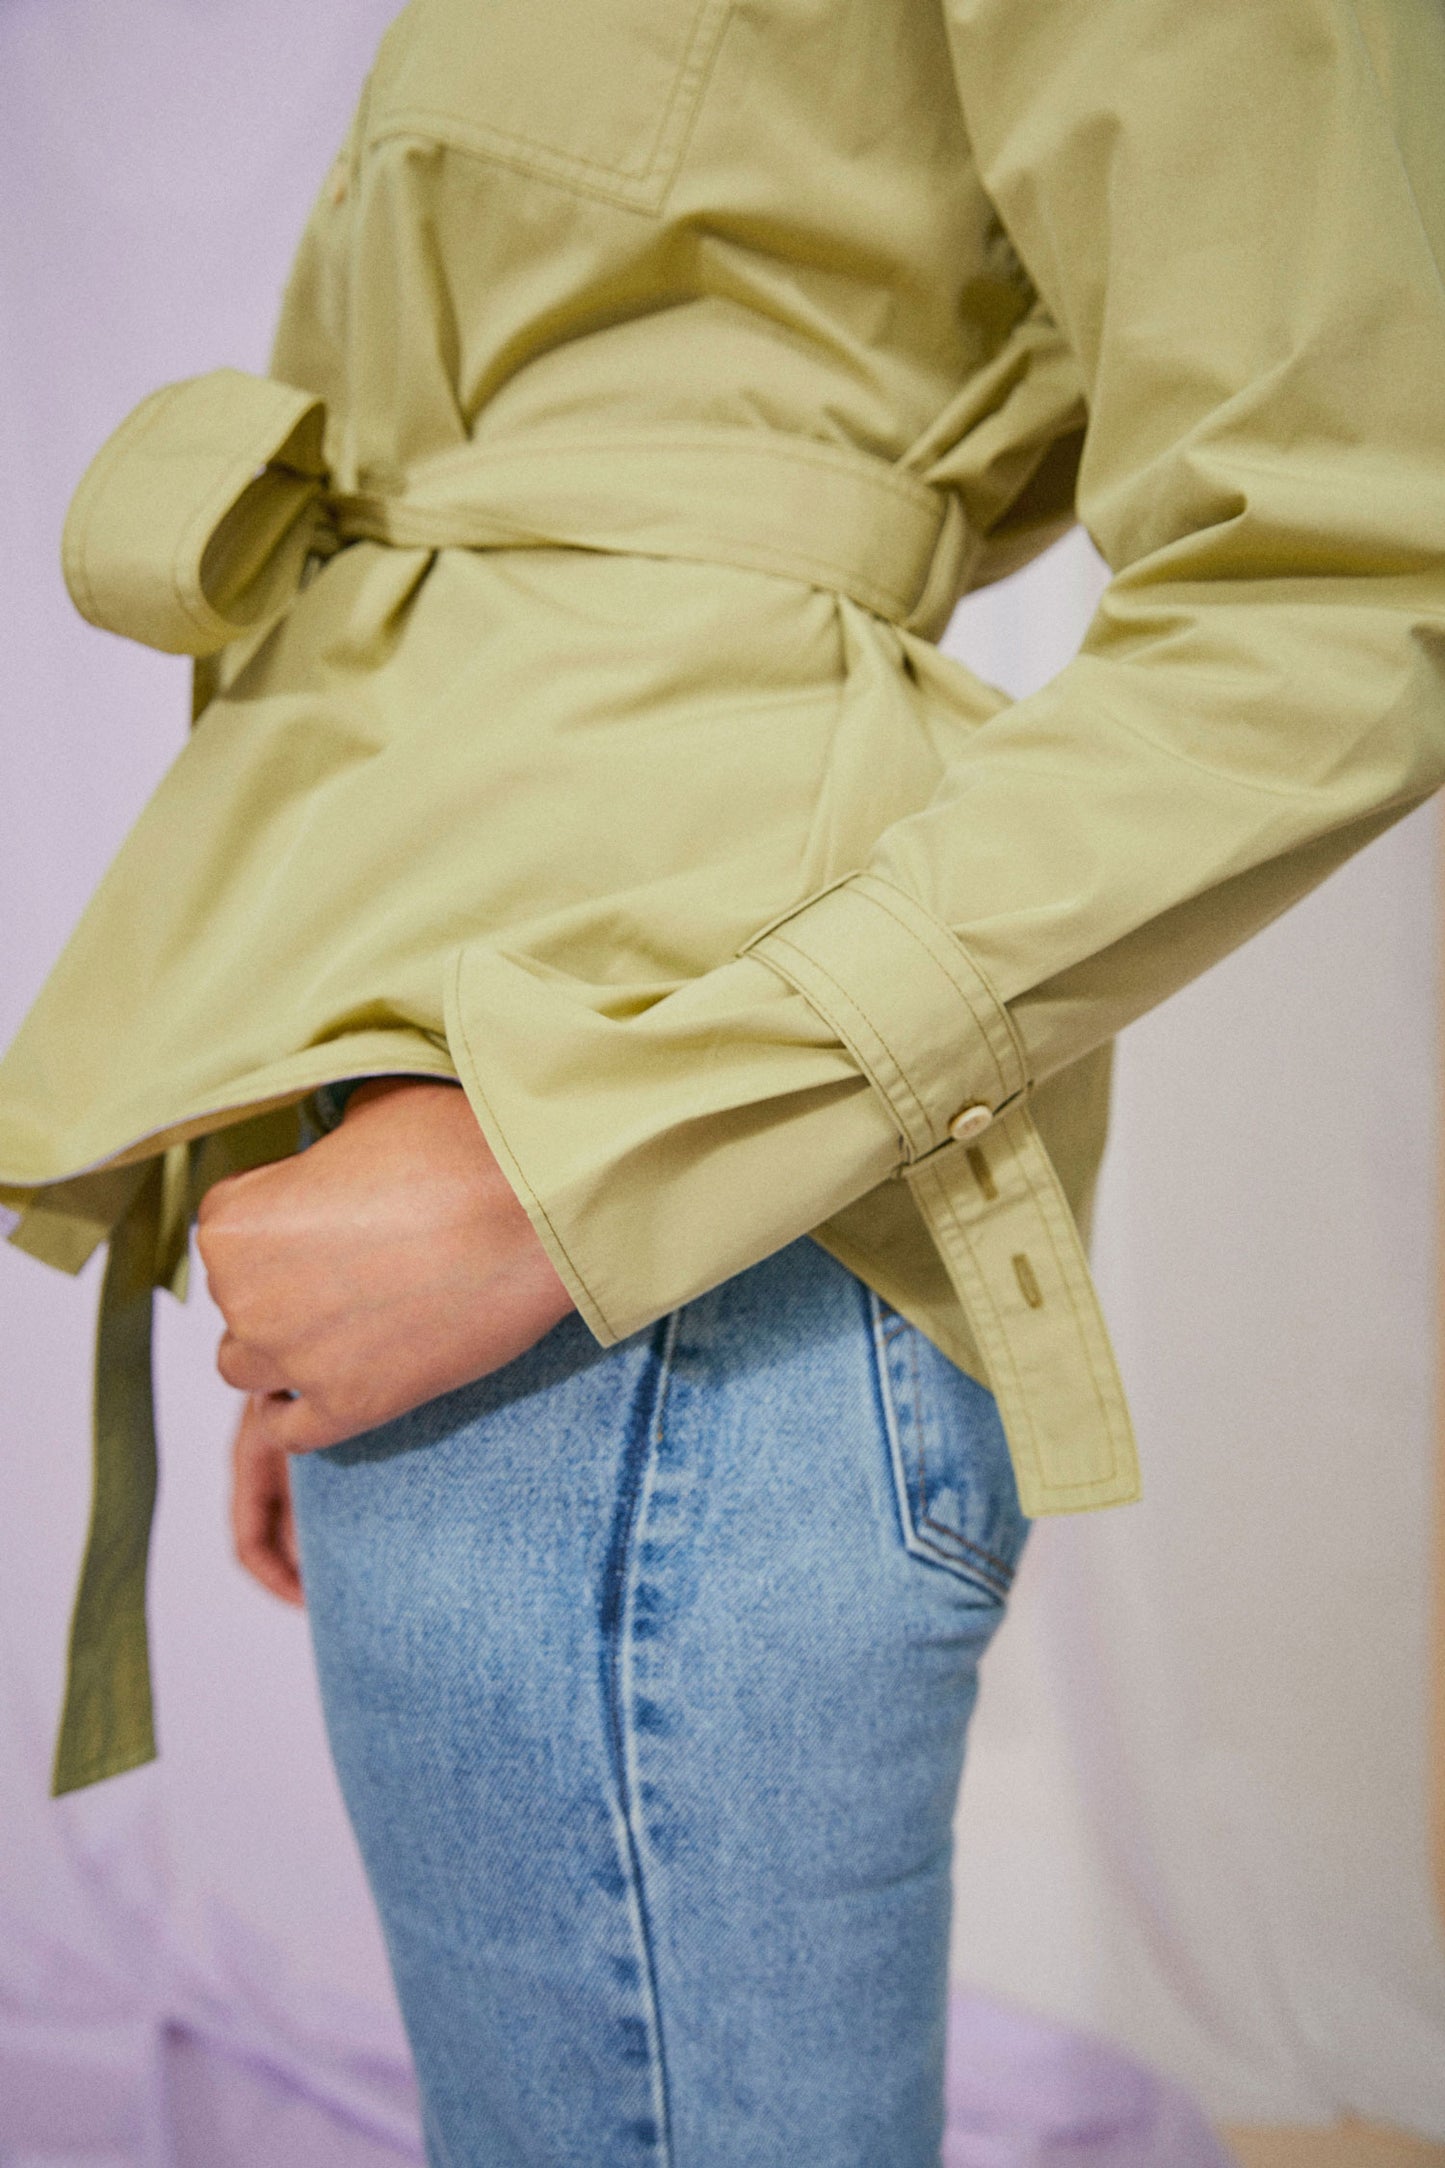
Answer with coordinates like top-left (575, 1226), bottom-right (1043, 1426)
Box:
top-left (965, 1145), bottom-right (998, 1202)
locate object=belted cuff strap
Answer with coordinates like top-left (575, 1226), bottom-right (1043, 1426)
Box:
top-left (746, 875), bottom-right (1141, 1515)
top-left (744, 873), bottom-right (1030, 1159)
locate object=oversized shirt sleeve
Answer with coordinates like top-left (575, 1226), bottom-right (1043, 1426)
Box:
top-left (445, 0), bottom-right (1445, 1353)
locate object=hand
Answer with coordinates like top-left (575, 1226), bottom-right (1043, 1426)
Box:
top-left (198, 1078), bottom-right (575, 1453)
top-left (231, 1395), bottom-right (304, 1604)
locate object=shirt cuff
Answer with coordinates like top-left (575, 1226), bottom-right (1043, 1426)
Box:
top-left (445, 870), bottom-right (1140, 1515)
top-left (443, 936), bottom-right (904, 1347)
top-left (443, 870), bottom-right (1027, 1346)
top-left (741, 871), bottom-right (1030, 1157)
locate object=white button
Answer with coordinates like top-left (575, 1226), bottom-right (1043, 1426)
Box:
top-left (948, 1103), bottom-right (993, 1144)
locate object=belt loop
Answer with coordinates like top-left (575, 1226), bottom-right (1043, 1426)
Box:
top-left (902, 490), bottom-right (974, 640)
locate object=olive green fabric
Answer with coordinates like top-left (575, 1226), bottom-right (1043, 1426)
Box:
top-left (39, 1112), bottom-right (309, 1795)
top-left (6, 0), bottom-right (1445, 1786)
top-left (60, 373), bottom-right (330, 658)
top-left (48, 1161), bottom-right (162, 1797)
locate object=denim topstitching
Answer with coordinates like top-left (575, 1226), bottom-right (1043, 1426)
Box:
top-left (598, 1309), bottom-right (680, 2164)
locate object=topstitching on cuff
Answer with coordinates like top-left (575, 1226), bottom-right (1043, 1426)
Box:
top-left (745, 872), bottom-right (1141, 1516)
top-left (743, 871), bottom-right (1028, 1159)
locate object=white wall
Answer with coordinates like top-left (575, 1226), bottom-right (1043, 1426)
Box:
top-left (947, 546), bottom-right (1445, 2130)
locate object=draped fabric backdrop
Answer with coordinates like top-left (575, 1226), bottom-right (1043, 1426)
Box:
top-left (2, 5), bottom-right (1443, 2162)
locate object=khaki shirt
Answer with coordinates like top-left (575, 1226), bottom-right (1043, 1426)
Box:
top-left (6, 0), bottom-right (1445, 1792)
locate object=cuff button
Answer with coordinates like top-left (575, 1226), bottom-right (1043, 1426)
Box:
top-left (948, 1102), bottom-right (994, 1144)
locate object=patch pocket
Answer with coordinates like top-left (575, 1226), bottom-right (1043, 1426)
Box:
top-left (367, 0), bottom-right (732, 211)
top-left (870, 1295), bottom-right (1028, 1605)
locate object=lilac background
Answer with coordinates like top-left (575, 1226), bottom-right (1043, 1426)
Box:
top-left (3, 2), bottom-right (1444, 2159)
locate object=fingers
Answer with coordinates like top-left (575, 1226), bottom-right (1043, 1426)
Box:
top-left (230, 1400), bottom-right (306, 1606)
top-left (216, 1331), bottom-right (293, 1394)
top-left (239, 1383), bottom-right (351, 1456)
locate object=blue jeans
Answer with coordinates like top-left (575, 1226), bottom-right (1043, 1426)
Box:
top-left (289, 1234), bottom-right (1028, 2168)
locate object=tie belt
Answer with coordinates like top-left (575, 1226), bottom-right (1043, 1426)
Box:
top-left (44, 367), bottom-right (1139, 1796)
top-left (60, 366), bottom-right (977, 656)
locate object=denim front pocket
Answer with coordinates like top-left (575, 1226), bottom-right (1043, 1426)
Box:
top-left (869, 1295), bottom-right (1028, 1606)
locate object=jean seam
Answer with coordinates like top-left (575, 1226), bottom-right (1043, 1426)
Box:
top-left (601, 1308), bottom-right (679, 2165)
top-left (908, 1324), bottom-right (929, 1538)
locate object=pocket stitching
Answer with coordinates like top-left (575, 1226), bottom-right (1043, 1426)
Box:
top-left (916, 1514), bottom-right (1015, 1587)
top-left (366, 0), bottom-right (731, 212)
top-left (869, 1293), bottom-right (1014, 1603)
